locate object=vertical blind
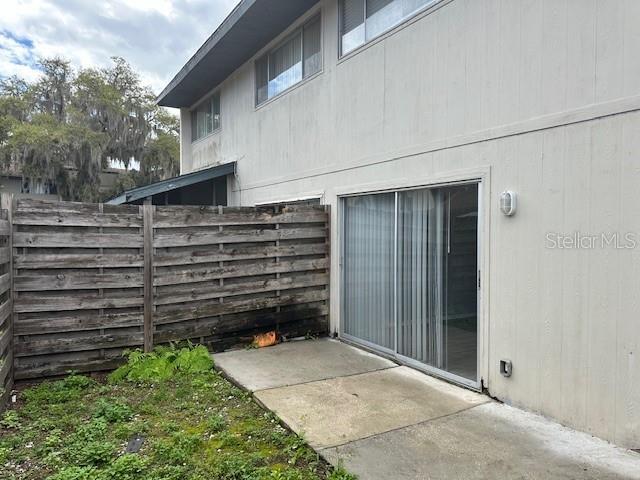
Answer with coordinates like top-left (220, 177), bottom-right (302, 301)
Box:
top-left (268, 31), bottom-right (303, 99)
top-left (303, 15), bottom-right (322, 78)
top-left (191, 91), bottom-right (221, 142)
top-left (340, 0), bottom-right (439, 55)
top-left (343, 193), bottom-right (395, 350)
top-left (342, 0), bottom-right (365, 34)
top-left (255, 14), bottom-right (321, 106)
top-left (397, 188), bottom-right (445, 367)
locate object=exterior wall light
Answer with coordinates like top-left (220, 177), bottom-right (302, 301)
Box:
top-left (500, 190), bottom-right (517, 216)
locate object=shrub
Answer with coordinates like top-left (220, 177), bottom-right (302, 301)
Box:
top-left (109, 344), bottom-right (213, 383)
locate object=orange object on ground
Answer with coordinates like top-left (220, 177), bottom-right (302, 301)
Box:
top-left (253, 331), bottom-right (278, 348)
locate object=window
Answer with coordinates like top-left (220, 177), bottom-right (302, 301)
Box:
top-left (191, 91), bottom-right (221, 142)
top-left (255, 14), bottom-right (322, 106)
top-left (340, 0), bottom-right (439, 55)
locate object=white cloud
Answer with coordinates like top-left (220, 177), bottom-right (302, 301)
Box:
top-left (0, 0), bottom-right (239, 99)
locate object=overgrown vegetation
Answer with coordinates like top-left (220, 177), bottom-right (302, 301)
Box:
top-left (0, 57), bottom-right (180, 202)
top-left (0, 344), bottom-right (357, 480)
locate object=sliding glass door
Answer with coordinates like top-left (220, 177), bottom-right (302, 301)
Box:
top-left (342, 183), bottom-right (479, 385)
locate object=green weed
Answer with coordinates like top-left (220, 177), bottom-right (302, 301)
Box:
top-left (48, 466), bottom-right (99, 480)
top-left (206, 413), bottom-right (227, 433)
top-left (328, 465), bottom-right (358, 480)
top-left (93, 398), bottom-right (133, 423)
top-left (108, 344), bottom-right (213, 383)
top-left (22, 374), bottom-right (96, 405)
top-left (1, 409), bottom-right (20, 428)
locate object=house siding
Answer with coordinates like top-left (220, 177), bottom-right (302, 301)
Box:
top-left (178, 0), bottom-right (640, 448)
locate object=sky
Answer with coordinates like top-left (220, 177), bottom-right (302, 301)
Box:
top-left (0, 0), bottom-right (240, 96)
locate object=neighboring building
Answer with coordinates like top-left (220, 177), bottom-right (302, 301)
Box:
top-left (156, 0), bottom-right (640, 448)
top-left (1, 165), bottom-right (132, 201)
top-left (0, 173), bottom-right (59, 200)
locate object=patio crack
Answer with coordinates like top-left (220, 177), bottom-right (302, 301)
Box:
top-left (251, 365), bottom-right (401, 393)
top-left (316, 402), bottom-right (490, 452)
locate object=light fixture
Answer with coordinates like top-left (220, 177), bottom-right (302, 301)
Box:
top-left (500, 191), bottom-right (517, 216)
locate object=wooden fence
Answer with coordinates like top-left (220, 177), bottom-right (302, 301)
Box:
top-left (0, 206), bottom-right (12, 406)
top-left (10, 198), bottom-right (330, 379)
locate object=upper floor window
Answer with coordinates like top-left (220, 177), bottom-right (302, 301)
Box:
top-left (255, 14), bottom-right (321, 106)
top-left (191, 91), bottom-right (220, 142)
top-left (340, 0), bottom-right (439, 55)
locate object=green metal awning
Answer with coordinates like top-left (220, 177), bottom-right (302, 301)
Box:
top-left (106, 162), bottom-right (235, 205)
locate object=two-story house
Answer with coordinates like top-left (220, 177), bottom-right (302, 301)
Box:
top-left (136, 0), bottom-right (640, 448)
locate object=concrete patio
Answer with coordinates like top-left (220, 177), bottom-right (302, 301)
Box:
top-left (214, 339), bottom-right (640, 480)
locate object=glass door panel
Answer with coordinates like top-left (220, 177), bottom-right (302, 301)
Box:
top-left (395, 183), bottom-right (478, 381)
top-left (397, 188), bottom-right (443, 366)
top-left (442, 184), bottom-right (478, 379)
top-left (343, 193), bottom-right (396, 350)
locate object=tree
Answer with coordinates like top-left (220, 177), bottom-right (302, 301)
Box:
top-left (0, 57), bottom-right (179, 202)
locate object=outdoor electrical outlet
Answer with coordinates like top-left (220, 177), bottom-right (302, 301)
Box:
top-left (500, 360), bottom-right (513, 378)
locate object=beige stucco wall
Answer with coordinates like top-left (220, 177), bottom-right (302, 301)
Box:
top-left (178, 0), bottom-right (640, 448)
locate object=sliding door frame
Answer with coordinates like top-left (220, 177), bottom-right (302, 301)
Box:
top-left (338, 167), bottom-right (490, 391)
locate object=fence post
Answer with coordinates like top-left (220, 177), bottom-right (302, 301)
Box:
top-left (0, 193), bottom-right (13, 411)
top-left (143, 199), bottom-right (154, 352)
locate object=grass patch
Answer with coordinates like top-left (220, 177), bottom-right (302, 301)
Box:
top-left (0, 345), bottom-right (356, 480)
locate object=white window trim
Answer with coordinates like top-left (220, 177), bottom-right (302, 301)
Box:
top-left (254, 9), bottom-right (324, 109)
top-left (255, 192), bottom-right (325, 206)
top-left (338, 0), bottom-right (452, 61)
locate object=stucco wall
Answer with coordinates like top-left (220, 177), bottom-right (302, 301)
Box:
top-left (178, 0), bottom-right (640, 448)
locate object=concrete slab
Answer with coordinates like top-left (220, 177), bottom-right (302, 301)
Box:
top-left (322, 402), bottom-right (640, 480)
top-left (214, 338), bottom-right (395, 392)
top-left (254, 366), bottom-right (489, 449)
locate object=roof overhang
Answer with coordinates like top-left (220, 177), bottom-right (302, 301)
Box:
top-left (107, 162), bottom-right (236, 205)
top-left (157, 0), bottom-right (320, 109)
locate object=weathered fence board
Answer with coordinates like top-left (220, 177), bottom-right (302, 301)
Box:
top-left (153, 273), bottom-right (329, 306)
top-left (153, 207), bottom-right (327, 227)
top-left (14, 295), bottom-right (145, 314)
top-left (14, 312), bottom-right (143, 335)
top-left (153, 227), bottom-right (326, 248)
top-left (9, 199), bottom-right (330, 379)
top-left (153, 243), bottom-right (327, 267)
top-left (13, 232), bottom-right (144, 248)
top-left (11, 211), bottom-right (143, 228)
top-left (14, 253), bottom-right (144, 269)
top-left (154, 258), bottom-right (328, 286)
top-left (0, 220), bottom-right (9, 236)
